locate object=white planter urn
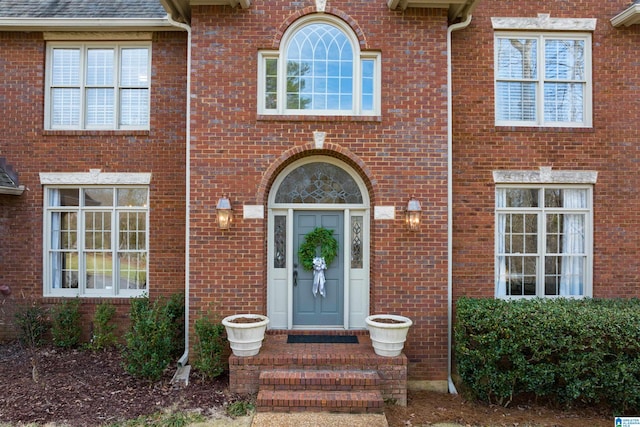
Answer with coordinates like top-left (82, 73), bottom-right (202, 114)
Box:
top-left (222, 314), bottom-right (270, 357)
top-left (365, 314), bottom-right (413, 357)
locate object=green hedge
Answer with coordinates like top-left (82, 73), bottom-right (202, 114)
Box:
top-left (454, 297), bottom-right (640, 412)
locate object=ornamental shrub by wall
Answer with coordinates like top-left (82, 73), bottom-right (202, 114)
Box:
top-left (454, 297), bottom-right (640, 412)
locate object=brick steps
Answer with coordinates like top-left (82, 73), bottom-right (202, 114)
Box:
top-left (256, 369), bottom-right (384, 413)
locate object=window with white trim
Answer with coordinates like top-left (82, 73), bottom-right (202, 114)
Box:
top-left (45, 42), bottom-right (151, 130)
top-left (44, 186), bottom-right (149, 297)
top-left (258, 16), bottom-right (380, 116)
top-left (494, 33), bottom-right (592, 127)
top-left (495, 185), bottom-right (592, 298)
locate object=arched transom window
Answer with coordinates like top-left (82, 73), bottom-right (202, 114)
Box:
top-left (258, 16), bottom-right (380, 116)
top-left (275, 162), bottom-right (363, 204)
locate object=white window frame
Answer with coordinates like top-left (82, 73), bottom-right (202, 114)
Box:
top-left (41, 171), bottom-right (151, 298)
top-left (493, 169), bottom-right (597, 299)
top-left (257, 15), bottom-right (381, 116)
top-left (45, 41), bottom-right (151, 131)
top-left (491, 16), bottom-right (596, 128)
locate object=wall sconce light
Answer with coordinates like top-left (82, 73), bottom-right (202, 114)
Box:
top-left (216, 195), bottom-right (233, 230)
top-left (405, 196), bottom-right (422, 231)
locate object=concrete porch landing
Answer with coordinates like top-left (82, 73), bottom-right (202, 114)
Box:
top-left (228, 331), bottom-right (408, 412)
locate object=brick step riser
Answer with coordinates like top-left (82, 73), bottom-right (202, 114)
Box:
top-left (259, 369), bottom-right (381, 392)
top-left (256, 389), bottom-right (384, 414)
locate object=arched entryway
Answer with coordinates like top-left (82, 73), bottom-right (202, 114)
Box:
top-left (267, 156), bottom-right (370, 330)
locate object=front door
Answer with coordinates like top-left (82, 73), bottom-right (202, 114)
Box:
top-left (293, 210), bottom-right (344, 327)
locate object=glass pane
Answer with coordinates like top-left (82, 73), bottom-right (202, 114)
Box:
top-left (286, 23), bottom-right (353, 111)
top-left (119, 211), bottom-right (146, 250)
top-left (61, 253), bottom-right (79, 289)
top-left (49, 188), bottom-right (79, 207)
top-left (351, 216), bottom-right (363, 269)
top-left (51, 48), bottom-right (80, 86)
top-left (504, 189), bottom-right (539, 208)
top-left (52, 88), bottom-right (80, 126)
top-left (120, 48), bottom-right (149, 87)
top-left (60, 212), bottom-right (78, 249)
top-left (544, 255), bottom-right (560, 295)
top-left (117, 188), bottom-right (148, 207)
top-left (545, 188), bottom-right (587, 208)
top-left (505, 255), bottom-right (537, 296)
top-left (496, 82), bottom-right (537, 121)
top-left (119, 252), bottom-right (147, 290)
top-left (496, 38), bottom-right (537, 80)
top-left (274, 215), bottom-right (286, 269)
top-left (85, 88), bottom-right (114, 126)
top-left (84, 211), bottom-right (112, 250)
top-left (275, 162), bottom-right (363, 204)
top-left (120, 88), bottom-right (149, 126)
top-left (544, 82), bottom-right (584, 123)
top-left (85, 252), bottom-right (112, 290)
top-left (86, 49), bottom-right (114, 86)
top-left (544, 39), bottom-right (584, 81)
top-left (361, 59), bottom-right (374, 111)
top-left (84, 189), bottom-right (113, 207)
top-left (265, 58), bottom-right (278, 109)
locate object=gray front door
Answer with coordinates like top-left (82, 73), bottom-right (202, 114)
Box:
top-left (293, 211), bottom-right (344, 327)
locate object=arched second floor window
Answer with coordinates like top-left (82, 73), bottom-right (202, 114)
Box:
top-left (258, 15), bottom-right (380, 116)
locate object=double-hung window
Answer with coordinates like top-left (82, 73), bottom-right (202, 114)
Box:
top-left (495, 185), bottom-right (593, 298)
top-left (495, 33), bottom-right (592, 127)
top-left (43, 183), bottom-right (149, 297)
top-left (258, 16), bottom-right (380, 116)
top-left (46, 42), bottom-right (151, 130)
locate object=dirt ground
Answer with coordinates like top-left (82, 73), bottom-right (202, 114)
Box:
top-left (0, 342), bottom-right (614, 427)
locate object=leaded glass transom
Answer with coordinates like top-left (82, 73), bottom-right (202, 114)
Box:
top-left (275, 162), bottom-right (363, 204)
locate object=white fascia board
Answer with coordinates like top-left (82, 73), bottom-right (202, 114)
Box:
top-left (0, 185), bottom-right (25, 196)
top-left (611, 4), bottom-right (640, 27)
top-left (0, 18), bottom-right (178, 32)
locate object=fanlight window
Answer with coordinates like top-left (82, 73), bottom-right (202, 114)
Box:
top-left (259, 17), bottom-right (380, 116)
top-left (275, 162), bottom-right (363, 204)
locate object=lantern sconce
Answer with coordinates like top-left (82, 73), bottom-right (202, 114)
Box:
top-left (216, 194), bottom-right (233, 230)
top-left (405, 196), bottom-right (422, 231)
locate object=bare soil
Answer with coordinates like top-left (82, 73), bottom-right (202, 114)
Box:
top-left (0, 342), bottom-right (613, 427)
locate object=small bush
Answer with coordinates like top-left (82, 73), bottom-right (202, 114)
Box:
top-left (15, 303), bottom-right (49, 348)
top-left (455, 297), bottom-right (640, 412)
top-left (123, 296), bottom-right (173, 381)
top-left (192, 315), bottom-right (226, 379)
top-left (51, 298), bottom-right (82, 348)
top-left (165, 292), bottom-right (185, 358)
top-left (89, 301), bottom-right (118, 350)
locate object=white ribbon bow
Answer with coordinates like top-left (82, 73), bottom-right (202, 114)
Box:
top-left (312, 256), bottom-right (327, 298)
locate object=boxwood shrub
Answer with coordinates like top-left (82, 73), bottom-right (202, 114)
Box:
top-left (454, 297), bottom-right (640, 412)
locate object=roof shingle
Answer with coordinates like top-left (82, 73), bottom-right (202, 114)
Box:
top-left (0, 0), bottom-right (166, 19)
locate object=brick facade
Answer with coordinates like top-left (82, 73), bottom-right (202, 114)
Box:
top-left (0, 31), bottom-right (188, 341)
top-left (451, 1), bottom-right (640, 302)
top-left (1, 0), bottom-right (639, 388)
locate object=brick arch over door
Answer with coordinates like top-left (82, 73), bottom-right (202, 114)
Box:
top-left (255, 142), bottom-right (378, 207)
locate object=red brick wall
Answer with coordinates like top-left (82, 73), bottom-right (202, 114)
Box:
top-left (451, 1), bottom-right (640, 300)
top-left (188, 2), bottom-right (451, 382)
top-left (0, 31), bottom-right (188, 341)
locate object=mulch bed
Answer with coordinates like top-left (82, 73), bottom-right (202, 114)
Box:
top-left (0, 342), bottom-right (237, 426)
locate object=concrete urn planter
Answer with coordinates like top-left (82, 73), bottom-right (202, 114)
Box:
top-left (365, 314), bottom-right (413, 357)
top-left (222, 314), bottom-right (270, 357)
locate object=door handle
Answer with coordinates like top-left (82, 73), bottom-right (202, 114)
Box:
top-left (293, 264), bottom-right (298, 287)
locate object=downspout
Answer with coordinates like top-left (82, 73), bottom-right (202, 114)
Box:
top-left (166, 14), bottom-right (192, 369)
top-left (447, 13), bottom-right (472, 395)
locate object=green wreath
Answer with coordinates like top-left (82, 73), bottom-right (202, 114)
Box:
top-left (298, 227), bottom-right (339, 271)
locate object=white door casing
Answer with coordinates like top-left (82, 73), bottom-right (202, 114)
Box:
top-left (267, 156), bottom-right (370, 330)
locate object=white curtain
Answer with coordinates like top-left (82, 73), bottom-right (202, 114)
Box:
top-left (50, 189), bottom-right (62, 289)
top-left (560, 189), bottom-right (585, 296)
top-left (496, 189), bottom-right (507, 297)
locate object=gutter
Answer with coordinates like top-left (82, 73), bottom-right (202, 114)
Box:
top-left (446, 13), bottom-right (473, 395)
top-left (165, 14), bottom-right (192, 370)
